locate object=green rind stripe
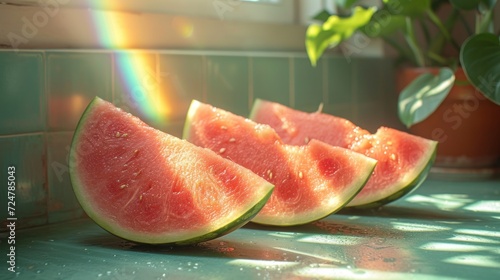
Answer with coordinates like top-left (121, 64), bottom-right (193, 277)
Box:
top-left (251, 159), bottom-right (377, 226)
top-left (70, 97), bottom-right (275, 245)
top-left (349, 141), bottom-right (437, 208)
top-left (174, 186), bottom-right (273, 245)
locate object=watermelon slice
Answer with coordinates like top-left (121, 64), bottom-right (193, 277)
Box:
top-left (183, 100), bottom-right (377, 226)
top-left (69, 97), bottom-right (274, 245)
top-left (250, 99), bottom-right (437, 208)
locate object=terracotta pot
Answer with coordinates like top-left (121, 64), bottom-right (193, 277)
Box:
top-left (397, 67), bottom-right (500, 168)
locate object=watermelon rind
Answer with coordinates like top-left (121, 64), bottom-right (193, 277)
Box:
top-left (250, 98), bottom-right (438, 208)
top-left (69, 97), bottom-right (274, 245)
top-left (184, 100), bottom-right (378, 226)
top-left (250, 158), bottom-right (376, 226)
top-left (348, 145), bottom-right (436, 209)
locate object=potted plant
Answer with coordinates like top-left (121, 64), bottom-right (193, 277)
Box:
top-left (305, 0), bottom-right (500, 169)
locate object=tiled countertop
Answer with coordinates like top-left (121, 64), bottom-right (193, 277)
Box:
top-left (6, 178), bottom-right (500, 279)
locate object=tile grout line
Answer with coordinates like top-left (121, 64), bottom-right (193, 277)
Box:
top-left (111, 52), bottom-right (116, 104)
top-left (42, 50), bottom-right (50, 227)
top-left (351, 59), bottom-right (359, 122)
top-left (322, 58), bottom-right (329, 105)
top-left (201, 55), bottom-right (208, 102)
top-left (289, 56), bottom-right (295, 108)
top-left (0, 131), bottom-right (49, 138)
top-left (155, 52), bottom-right (160, 91)
top-left (248, 57), bottom-right (253, 112)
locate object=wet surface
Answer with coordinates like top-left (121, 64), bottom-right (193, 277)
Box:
top-left (5, 179), bottom-right (500, 279)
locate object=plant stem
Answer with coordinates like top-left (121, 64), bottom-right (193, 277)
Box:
top-left (382, 36), bottom-right (417, 65)
top-left (419, 19), bottom-right (431, 47)
top-left (428, 7), bottom-right (460, 57)
top-left (457, 11), bottom-right (473, 36)
top-left (427, 9), bottom-right (451, 41)
top-left (427, 51), bottom-right (458, 67)
top-left (477, 6), bottom-right (494, 33)
top-left (403, 17), bottom-right (426, 67)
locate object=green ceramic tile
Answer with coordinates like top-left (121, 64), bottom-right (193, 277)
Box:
top-left (0, 134), bottom-right (47, 230)
top-left (328, 56), bottom-right (354, 104)
top-left (164, 121), bottom-right (186, 139)
top-left (205, 56), bottom-right (249, 116)
top-left (380, 60), bottom-right (406, 130)
top-left (355, 104), bottom-right (385, 133)
top-left (47, 52), bottom-right (112, 131)
top-left (0, 51), bottom-right (44, 135)
top-left (294, 57), bottom-right (324, 112)
top-left (158, 54), bottom-right (204, 124)
top-left (46, 131), bottom-right (82, 224)
top-left (112, 52), bottom-right (164, 128)
top-left (252, 57), bottom-right (290, 107)
top-left (322, 103), bottom-right (356, 122)
top-left (353, 58), bottom-right (386, 105)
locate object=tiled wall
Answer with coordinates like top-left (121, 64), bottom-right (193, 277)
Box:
top-left (0, 50), bottom-right (401, 230)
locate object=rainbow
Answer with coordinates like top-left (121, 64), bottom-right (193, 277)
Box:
top-left (89, 7), bottom-right (181, 126)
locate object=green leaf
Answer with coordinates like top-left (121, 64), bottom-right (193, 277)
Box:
top-left (481, 0), bottom-right (497, 9)
top-left (460, 33), bottom-right (500, 105)
top-left (449, 0), bottom-right (481, 10)
top-left (334, 0), bottom-right (359, 9)
top-left (363, 10), bottom-right (406, 37)
top-left (306, 6), bottom-right (376, 66)
top-left (398, 68), bottom-right (455, 127)
top-left (383, 0), bottom-right (430, 17)
top-left (312, 10), bottom-right (333, 22)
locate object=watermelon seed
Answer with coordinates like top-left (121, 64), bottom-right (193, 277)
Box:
top-left (304, 137), bottom-right (310, 144)
top-left (299, 171), bottom-right (303, 179)
top-left (229, 138), bottom-right (236, 143)
top-left (121, 133), bottom-right (128, 138)
top-left (115, 132), bottom-right (121, 138)
top-left (219, 148), bottom-right (226, 154)
top-left (119, 184), bottom-right (128, 189)
top-left (221, 126), bottom-right (228, 130)
top-left (139, 195), bottom-right (143, 200)
top-left (390, 154), bottom-right (396, 160)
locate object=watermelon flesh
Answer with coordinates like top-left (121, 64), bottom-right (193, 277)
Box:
top-left (69, 97), bottom-right (274, 245)
top-left (183, 100), bottom-right (377, 226)
top-left (250, 99), bottom-right (437, 208)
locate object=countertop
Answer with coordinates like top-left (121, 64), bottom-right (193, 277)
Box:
top-left (5, 178), bottom-right (500, 280)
